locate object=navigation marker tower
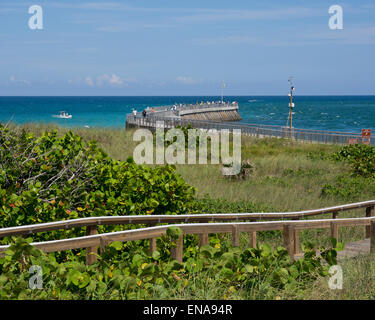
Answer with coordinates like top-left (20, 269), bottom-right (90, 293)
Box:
top-left (286, 77), bottom-right (295, 129)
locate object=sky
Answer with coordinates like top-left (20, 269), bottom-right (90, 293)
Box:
top-left (1, 0), bottom-right (375, 96)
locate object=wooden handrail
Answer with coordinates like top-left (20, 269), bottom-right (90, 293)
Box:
top-left (0, 200), bottom-right (374, 238)
top-left (0, 201), bottom-right (374, 264)
top-left (1, 216), bottom-right (375, 262)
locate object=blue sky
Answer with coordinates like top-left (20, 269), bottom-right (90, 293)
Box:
top-left (1, 0), bottom-right (375, 96)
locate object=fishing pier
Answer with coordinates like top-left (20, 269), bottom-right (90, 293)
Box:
top-left (126, 101), bottom-right (373, 146)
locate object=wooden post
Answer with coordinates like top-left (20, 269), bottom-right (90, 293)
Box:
top-left (331, 212), bottom-right (339, 242)
top-left (232, 225), bottom-right (240, 247)
top-left (248, 218), bottom-right (257, 248)
top-left (85, 225), bottom-right (98, 265)
top-left (149, 238), bottom-right (157, 255)
top-left (171, 234), bottom-right (183, 263)
top-left (283, 224), bottom-right (295, 261)
top-left (330, 221), bottom-right (338, 243)
top-left (249, 231), bottom-right (257, 248)
top-left (199, 233), bottom-right (209, 247)
top-left (293, 218), bottom-right (300, 254)
top-left (370, 220), bottom-right (375, 254)
top-left (366, 206), bottom-right (375, 238)
top-left (149, 224), bottom-right (157, 255)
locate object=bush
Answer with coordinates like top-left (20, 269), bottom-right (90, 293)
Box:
top-left (222, 159), bottom-right (256, 180)
top-left (321, 175), bottom-right (375, 200)
top-left (0, 124), bottom-right (196, 230)
top-left (332, 144), bottom-right (375, 177)
top-left (0, 236), bottom-right (340, 300)
top-left (320, 144), bottom-right (375, 199)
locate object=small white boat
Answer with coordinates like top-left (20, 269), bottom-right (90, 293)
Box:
top-left (52, 111), bottom-right (72, 119)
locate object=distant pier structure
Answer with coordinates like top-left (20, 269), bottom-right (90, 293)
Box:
top-left (125, 100), bottom-right (373, 146)
top-left (126, 101), bottom-right (241, 129)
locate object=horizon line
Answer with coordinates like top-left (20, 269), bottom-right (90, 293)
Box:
top-left (1, 94), bottom-right (375, 97)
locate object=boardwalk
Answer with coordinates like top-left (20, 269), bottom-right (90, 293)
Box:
top-left (337, 238), bottom-right (371, 259)
top-left (1, 200), bottom-right (374, 264)
top-left (293, 238), bottom-right (371, 261)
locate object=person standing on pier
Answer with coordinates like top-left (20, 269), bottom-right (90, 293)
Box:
top-left (142, 109), bottom-right (147, 118)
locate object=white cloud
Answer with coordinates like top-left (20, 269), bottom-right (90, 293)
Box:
top-left (191, 24), bottom-right (375, 48)
top-left (174, 7), bottom-right (320, 23)
top-left (49, 2), bottom-right (184, 13)
top-left (9, 75), bottom-right (30, 86)
top-left (85, 76), bottom-right (95, 86)
top-left (96, 74), bottom-right (123, 86)
top-left (49, 3), bottom-right (324, 31)
top-left (108, 74), bottom-right (123, 85)
top-left (192, 35), bottom-right (258, 46)
top-left (176, 76), bottom-right (200, 85)
top-left (96, 22), bottom-right (174, 32)
top-left (84, 74), bottom-right (126, 87)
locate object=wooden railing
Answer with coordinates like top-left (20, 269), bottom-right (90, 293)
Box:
top-left (0, 201), bottom-right (374, 264)
top-left (126, 114), bottom-right (374, 146)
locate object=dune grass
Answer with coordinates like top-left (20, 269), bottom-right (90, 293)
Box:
top-left (299, 254), bottom-right (375, 300)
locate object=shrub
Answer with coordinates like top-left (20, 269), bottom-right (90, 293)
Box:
top-left (332, 144), bottom-right (375, 177)
top-left (191, 195), bottom-right (273, 214)
top-left (222, 160), bottom-right (256, 180)
top-left (0, 236), bottom-right (339, 300)
top-left (0, 124), bottom-right (196, 230)
top-left (321, 175), bottom-right (375, 200)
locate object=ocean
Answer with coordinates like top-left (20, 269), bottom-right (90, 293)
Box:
top-left (0, 96), bottom-right (374, 133)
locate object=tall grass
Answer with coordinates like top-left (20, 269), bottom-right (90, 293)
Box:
top-left (300, 254), bottom-right (375, 300)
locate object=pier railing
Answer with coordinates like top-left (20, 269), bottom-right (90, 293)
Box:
top-left (0, 200), bottom-right (374, 264)
top-left (126, 114), bottom-right (373, 145)
top-left (145, 102), bottom-right (237, 112)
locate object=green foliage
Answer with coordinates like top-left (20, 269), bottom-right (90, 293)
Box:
top-left (320, 144), bottom-right (375, 199)
top-left (0, 237), bottom-right (338, 300)
top-left (191, 195), bottom-right (274, 214)
top-left (332, 144), bottom-right (375, 177)
top-left (0, 125), bottom-right (196, 232)
top-left (321, 175), bottom-right (375, 199)
top-left (166, 226), bottom-right (183, 240)
top-left (163, 124), bottom-right (213, 152)
top-left (306, 151), bottom-right (329, 161)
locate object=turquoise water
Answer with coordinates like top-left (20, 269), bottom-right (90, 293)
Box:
top-left (0, 96), bottom-right (374, 133)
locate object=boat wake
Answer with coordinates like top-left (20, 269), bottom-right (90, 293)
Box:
top-left (52, 111), bottom-right (72, 119)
